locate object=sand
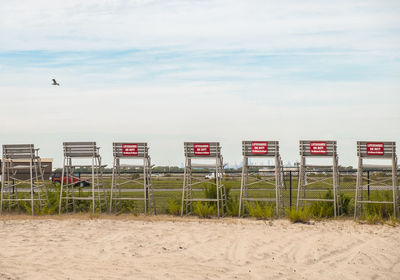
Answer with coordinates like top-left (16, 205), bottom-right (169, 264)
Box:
top-left (0, 215), bottom-right (399, 280)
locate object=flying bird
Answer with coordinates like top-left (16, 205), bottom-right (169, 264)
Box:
top-left (52, 79), bottom-right (60, 86)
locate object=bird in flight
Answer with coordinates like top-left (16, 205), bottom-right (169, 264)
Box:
top-left (52, 79), bottom-right (60, 86)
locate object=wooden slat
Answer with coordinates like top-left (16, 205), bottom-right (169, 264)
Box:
top-left (63, 142), bottom-right (99, 157)
top-left (242, 140), bottom-right (279, 157)
top-left (357, 141), bottom-right (396, 158)
top-left (113, 142), bottom-right (148, 158)
top-left (299, 140), bottom-right (337, 157)
top-left (2, 144), bottom-right (36, 159)
top-left (184, 142), bottom-right (221, 157)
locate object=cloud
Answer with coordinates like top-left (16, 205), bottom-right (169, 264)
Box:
top-left (0, 0), bottom-right (399, 167)
top-left (1, 0), bottom-right (400, 53)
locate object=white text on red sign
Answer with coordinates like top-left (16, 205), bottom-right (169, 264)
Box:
top-left (194, 143), bottom-right (210, 156)
top-left (366, 143), bottom-right (384, 155)
top-left (122, 144), bottom-right (138, 156)
top-left (251, 142), bottom-right (268, 154)
top-left (310, 142), bottom-right (327, 154)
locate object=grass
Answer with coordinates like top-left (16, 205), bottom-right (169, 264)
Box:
top-left (362, 191), bottom-right (395, 219)
top-left (286, 208), bottom-right (310, 223)
top-left (246, 202), bottom-right (275, 220)
top-left (0, 178), bottom-right (398, 223)
top-left (166, 198), bottom-right (181, 216)
top-left (226, 195), bottom-right (240, 216)
top-left (193, 202), bottom-right (216, 218)
top-left (307, 190), bottom-right (335, 218)
top-left (113, 200), bottom-right (138, 215)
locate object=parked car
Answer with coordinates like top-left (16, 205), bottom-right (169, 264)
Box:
top-left (50, 172), bottom-right (90, 187)
top-left (204, 173), bottom-right (225, 179)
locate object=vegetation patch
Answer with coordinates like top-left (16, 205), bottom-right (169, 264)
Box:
top-left (286, 208), bottom-right (310, 224)
top-left (166, 198), bottom-right (181, 216)
top-left (246, 202), bottom-right (275, 220)
top-left (193, 202), bottom-right (216, 218)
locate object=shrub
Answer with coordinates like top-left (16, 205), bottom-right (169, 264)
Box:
top-left (362, 191), bottom-right (394, 219)
top-left (364, 213), bottom-right (384, 224)
top-left (115, 200), bottom-right (137, 215)
top-left (341, 194), bottom-right (352, 216)
top-left (387, 215), bottom-right (399, 227)
top-left (203, 183), bottom-right (217, 199)
top-left (166, 198), bottom-right (181, 216)
top-left (286, 208), bottom-right (310, 223)
top-left (202, 182), bottom-right (231, 215)
top-left (20, 201), bottom-right (32, 214)
top-left (226, 195), bottom-right (240, 216)
top-left (308, 190), bottom-right (334, 218)
top-left (193, 202), bottom-right (216, 218)
top-left (39, 189), bottom-right (60, 215)
top-left (247, 202), bottom-right (275, 220)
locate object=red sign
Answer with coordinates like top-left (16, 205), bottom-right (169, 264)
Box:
top-left (251, 141), bottom-right (268, 154)
top-left (367, 142), bottom-right (384, 155)
top-left (310, 142), bottom-right (327, 154)
top-left (194, 143), bottom-right (210, 156)
top-left (122, 144), bottom-right (138, 156)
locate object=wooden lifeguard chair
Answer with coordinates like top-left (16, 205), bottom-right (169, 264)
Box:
top-left (354, 141), bottom-right (398, 219)
top-left (58, 142), bottom-right (106, 214)
top-left (239, 141), bottom-right (284, 217)
top-left (109, 142), bottom-right (156, 214)
top-left (296, 140), bottom-right (342, 217)
top-left (181, 142), bottom-right (227, 217)
top-left (0, 144), bottom-right (48, 215)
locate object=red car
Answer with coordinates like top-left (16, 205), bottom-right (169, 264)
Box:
top-left (50, 172), bottom-right (90, 187)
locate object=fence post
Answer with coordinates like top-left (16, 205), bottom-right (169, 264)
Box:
top-left (367, 170), bottom-right (370, 200)
top-left (289, 171), bottom-right (292, 209)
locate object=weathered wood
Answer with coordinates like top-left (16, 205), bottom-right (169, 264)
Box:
top-left (297, 140), bottom-right (341, 217)
top-left (239, 140), bottom-right (284, 217)
top-left (1, 144), bottom-right (47, 215)
top-left (109, 142), bottom-right (155, 215)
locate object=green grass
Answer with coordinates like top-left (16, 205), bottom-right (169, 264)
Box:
top-left (226, 195), bottom-right (240, 216)
top-left (193, 202), bottom-right (216, 218)
top-left (1, 178), bottom-right (398, 223)
top-left (166, 198), bottom-right (181, 215)
top-left (246, 202), bottom-right (275, 220)
top-left (286, 208), bottom-right (310, 223)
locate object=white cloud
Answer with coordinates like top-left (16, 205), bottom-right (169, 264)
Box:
top-left (0, 0), bottom-right (399, 167)
top-left (1, 0), bottom-right (399, 53)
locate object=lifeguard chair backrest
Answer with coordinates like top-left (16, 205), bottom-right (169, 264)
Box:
top-left (113, 142), bottom-right (148, 158)
top-left (242, 141), bottom-right (279, 157)
top-left (2, 144), bottom-right (35, 159)
top-left (357, 141), bottom-right (396, 159)
top-left (63, 142), bottom-right (99, 158)
top-left (184, 142), bottom-right (221, 158)
top-left (299, 140), bottom-right (337, 157)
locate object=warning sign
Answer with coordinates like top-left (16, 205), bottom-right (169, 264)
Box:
top-left (251, 142), bottom-right (268, 154)
top-left (122, 144), bottom-right (138, 156)
top-left (310, 142), bottom-right (327, 154)
top-left (194, 143), bottom-right (210, 156)
top-left (367, 143), bottom-right (384, 155)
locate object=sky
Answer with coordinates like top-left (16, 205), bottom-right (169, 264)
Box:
top-left (0, 0), bottom-right (399, 168)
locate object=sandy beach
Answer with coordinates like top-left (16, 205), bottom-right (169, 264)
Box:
top-left (0, 215), bottom-right (399, 280)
